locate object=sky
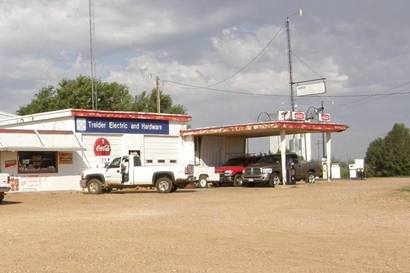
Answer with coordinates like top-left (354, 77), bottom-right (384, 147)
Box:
top-left (1, 0), bottom-right (409, 160)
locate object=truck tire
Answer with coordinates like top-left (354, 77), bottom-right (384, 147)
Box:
top-left (156, 177), bottom-right (173, 193)
top-left (306, 173), bottom-right (316, 184)
top-left (0, 192), bottom-right (4, 203)
top-left (233, 174), bottom-right (244, 187)
top-left (87, 178), bottom-right (103, 194)
top-left (171, 184), bottom-right (178, 192)
top-left (268, 173), bottom-right (280, 187)
top-left (197, 175), bottom-right (208, 188)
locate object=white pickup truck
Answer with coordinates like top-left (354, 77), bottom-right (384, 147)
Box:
top-left (80, 155), bottom-right (195, 194)
top-left (0, 173), bottom-right (10, 203)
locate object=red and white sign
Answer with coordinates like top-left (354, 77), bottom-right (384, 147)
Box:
top-left (291, 111), bottom-right (306, 121)
top-left (319, 113), bottom-right (331, 122)
top-left (93, 138), bottom-right (111, 156)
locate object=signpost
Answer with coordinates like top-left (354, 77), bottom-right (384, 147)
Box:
top-left (295, 79), bottom-right (327, 97)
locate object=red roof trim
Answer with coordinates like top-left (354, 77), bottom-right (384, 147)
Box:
top-left (0, 129), bottom-right (35, 134)
top-left (181, 121), bottom-right (348, 136)
top-left (0, 129), bottom-right (74, 135)
top-left (37, 130), bottom-right (74, 135)
top-left (71, 109), bottom-right (192, 123)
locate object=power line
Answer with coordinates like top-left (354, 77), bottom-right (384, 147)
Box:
top-left (291, 52), bottom-right (323, 78)
top-left (336, 80), bottom-right (410, 108)
top-left (166, 78), bottom-right (410, 98)
top-left (165, 80), bottom-right (289, 97)
top-left (174, 26), bottom-right (284, 89)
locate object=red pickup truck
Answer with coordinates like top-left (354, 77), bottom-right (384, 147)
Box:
top-left (215, 156), bottom-right (261, 186)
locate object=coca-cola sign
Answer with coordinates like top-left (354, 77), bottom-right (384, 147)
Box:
top-left (319, 113), bottom-right (331, 122)
top-left (291, 111), bottom-right (306, 121)
top-left (93, 138), bottom-right (111, 156)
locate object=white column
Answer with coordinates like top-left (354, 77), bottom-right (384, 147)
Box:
top-left (280, 131), bottom-right (287, 185)
top-left (305, 133), bottom-right (312, 161)
top-left (326, 132), bottom-right (332, 181)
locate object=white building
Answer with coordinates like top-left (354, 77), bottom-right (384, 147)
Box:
top-left (0, 109), bottom-right (194, 192)
top-left (269, 134), bottom-right (312, 161)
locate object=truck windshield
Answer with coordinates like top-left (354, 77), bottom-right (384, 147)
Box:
top-left (223, 158), bottom-right (245, 166)
top-left (256, 155), bottom-right (280, 164)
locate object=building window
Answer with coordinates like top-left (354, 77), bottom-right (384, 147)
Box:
top-left (18, 151), bottom-right (58, 174)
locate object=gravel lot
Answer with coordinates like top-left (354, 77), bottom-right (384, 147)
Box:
top-left (1, 178), bottom-right (409, 273)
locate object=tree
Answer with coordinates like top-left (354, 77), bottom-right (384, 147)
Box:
top-left (17, 76), bottom-right (186, 115)
top-left (365, 123), bottom-right (410, 176)
top-left (131, 88), bottom-right (186, 114)
top-left (365, 137), bottom-right (385, 176)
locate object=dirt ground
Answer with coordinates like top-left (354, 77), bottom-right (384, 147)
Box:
top-left (1, 178), bottom-right (409, 273)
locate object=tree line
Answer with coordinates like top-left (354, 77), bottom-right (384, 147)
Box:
top-left (365, 123), bottom-right (410, 176)
top-left (17, 75), bottom-right (186, 115)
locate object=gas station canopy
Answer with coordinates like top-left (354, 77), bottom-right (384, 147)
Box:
top-left (181, 121), bottom-right (348, 138)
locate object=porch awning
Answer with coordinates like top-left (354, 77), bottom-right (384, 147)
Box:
top-left (181, 121), bottom-right (348, 138)
top-left (0, 129), bottom-right (84, 151)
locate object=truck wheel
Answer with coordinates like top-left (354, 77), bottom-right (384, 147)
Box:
top-left (156, 177), bottom-right (173, 193)
top-left (306, 173), bottom-right (316, 184)
top-left (171, 184), bottom-right (178, 192)
top-left (197, 175), bottom-right (208, 188)
top-left (0, 192), bottom-right (4, 203)
top-left (268, 174), bottom-right (280, 187)
top-left (87, 178), bottom-right (103, 194)
top-left (233, 174), bottom-right (244, 187)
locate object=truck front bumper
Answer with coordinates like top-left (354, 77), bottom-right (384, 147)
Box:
top-left (0, 185), bottom-right (10, 193)
top-left (80, 179), bottom-right (87, 189)
top-left (243, 174), bottom-right (270, 183)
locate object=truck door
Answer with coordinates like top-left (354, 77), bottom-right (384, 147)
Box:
top-left (105, 157), bottom-right (122, 184)
top-left (131, 155), bottom-right (153, 185)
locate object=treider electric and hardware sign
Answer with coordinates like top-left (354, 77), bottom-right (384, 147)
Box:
top-left (75, 117), bottom-right (169, 135)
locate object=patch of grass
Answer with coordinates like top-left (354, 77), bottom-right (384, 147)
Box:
top-left (398, 186), bottom-right (410, 200)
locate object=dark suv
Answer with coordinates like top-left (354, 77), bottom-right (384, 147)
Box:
top-left (243, 153), bottom-right (322, 187)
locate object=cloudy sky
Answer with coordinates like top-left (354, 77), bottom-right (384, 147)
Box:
top-left (1, 0), bottom-right (409, 160)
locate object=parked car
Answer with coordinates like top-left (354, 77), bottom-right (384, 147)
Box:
top-left (243, 153), bottom-right (322, 187)
top-left (0, 173), bottom-right (10, 203)
top-left (80, 155), bottom-right (195, 194)
top-left (215, 155), bottom-right (261, 186)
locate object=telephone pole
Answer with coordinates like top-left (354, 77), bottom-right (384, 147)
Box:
top-left (286, 9), bottom-right (302, 112)
top-left (156, 76), bottom-right (161, 113)
top-left (286, 16), bottom-right (295, 112)
top-left (88, 0), bottom-right (97, 109)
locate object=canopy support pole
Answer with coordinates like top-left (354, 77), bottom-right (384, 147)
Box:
top-left (326, 132), bottom-right (332, 181)
top-left (280, 130), bottom-right (287, 185)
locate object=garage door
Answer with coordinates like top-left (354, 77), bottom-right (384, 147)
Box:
top-left (144, 136), bottom-right (179, 165)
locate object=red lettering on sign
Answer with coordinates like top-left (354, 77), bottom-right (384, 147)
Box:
top-left (320, 113), bottom-right (331, 121)
top-left (94, 138), bottom-right (111, 156)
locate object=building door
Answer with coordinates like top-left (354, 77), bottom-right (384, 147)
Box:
top-left (144, 136), bottom-right (179, 165)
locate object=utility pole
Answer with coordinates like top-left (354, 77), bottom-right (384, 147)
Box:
top-left (286, 16), bottom-right (295, 112)
top-left (88, 0), bottom-right (97, 109)
top-left (286, 9), bottom-right (303, 112)
top-left (156, 76), bottom-right (161, 113)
